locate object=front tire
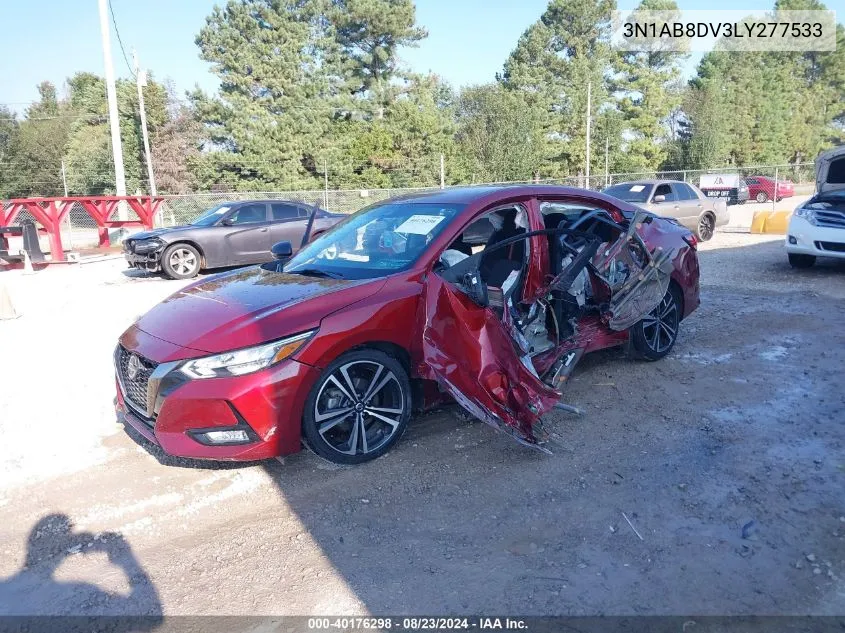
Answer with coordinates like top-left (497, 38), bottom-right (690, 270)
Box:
top-left (755, 192), bottom-right (768, 203)
top-left (788, 253), bottom-right (816, 269)
top-left (162, 243), bottom-right (201, 280)
top-left (629, 285), bottom-right (681, 361)
top-left (302, 350), bottom-right (411, 465)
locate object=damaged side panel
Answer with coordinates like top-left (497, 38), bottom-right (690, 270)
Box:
top-left (420, 274), bottom-right (561, 451)
top-left (420, 212), bottom-right (678, 453)
top-left (591, 213), bottom-right (676, 331)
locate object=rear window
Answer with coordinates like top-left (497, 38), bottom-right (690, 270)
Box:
top-left (675, 183), bottom-right (696, 200)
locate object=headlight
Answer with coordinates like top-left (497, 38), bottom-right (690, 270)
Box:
top-left (134, 238), bottom-right (163, 253)
top-left (179, 330), bottom-right (315, 379)
top-left (793, 207), bottom-right (817, 225)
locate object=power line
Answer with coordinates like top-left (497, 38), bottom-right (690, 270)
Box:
top-left (108, 0), bottom-right (136, 79)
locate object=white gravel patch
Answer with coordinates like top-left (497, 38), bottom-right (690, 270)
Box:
top-left (0, 260), bottom-right (193, 491)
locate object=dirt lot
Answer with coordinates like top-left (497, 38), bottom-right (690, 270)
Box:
top-left (1, 232), bottom-right (844, 617)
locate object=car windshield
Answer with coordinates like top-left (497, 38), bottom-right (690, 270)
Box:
top-left (603, 183), bottom-right (653, 203)
top-left (284, 201), bottom-right (464, 280)
top-left (191, 204), bottom-right (232, 226)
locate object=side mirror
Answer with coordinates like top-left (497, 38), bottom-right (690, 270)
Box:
top-left (221, 218), bottom-right (234, 226)
top-left (653, 194), bottom-right (666, 203)
top-left (271, 241), bottom-right (293, 261)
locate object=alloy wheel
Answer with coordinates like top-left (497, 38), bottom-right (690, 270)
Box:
top-left (698, 214), bottom-right (715, 241)
top-left (756, 192), bottom-right (767, 203)
top-left (313, 360), bottom-right (405, 456)
top-left (639, 291), bottom-right (679, 354)
top-left (169, 248), bottom-right (198, 276)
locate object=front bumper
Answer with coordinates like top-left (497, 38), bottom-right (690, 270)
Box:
top-left (124, 241), bottom-right (164, 272)
top-left (115, 328), bottom-right (320, 460)
top-left (785, 217), bottom-right (845, 259)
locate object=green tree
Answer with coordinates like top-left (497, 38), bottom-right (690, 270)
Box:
top-left (332, 0), bottom-right (427, 118)
top-left (61, 72), bottom-right (170, 194)
top-left (1, 83), bottom-right (72, 197)
top-left (617, 0), bottom-right (687, 171)
top-left (0, 106), bottom-right (20, 198)
top-left (456, 83), bottom-right (545, 182)
top-left (194, 0), bottom-right (342, 190)
top-left (501, 0), bottom-right (619, 178)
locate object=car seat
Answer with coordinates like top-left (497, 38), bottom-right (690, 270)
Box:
top-left (480, 209), bottom-right (526, 289)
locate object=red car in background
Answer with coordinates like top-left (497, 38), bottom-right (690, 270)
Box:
top-left (115, 186), bottom-right (700, 465)
top-left (745, 176), bottom-right (795, 203)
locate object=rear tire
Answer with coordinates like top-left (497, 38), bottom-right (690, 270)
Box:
top-left (629, 285), bottom-right (681, 361)
top-left (788, 253), bottom-right (816, 269)
top-left (161, 243), bottom-right (201, 280)
top-left (697, 213), bottom-right (715, 242)
top-left (302, 350), bottom-right (411, 465)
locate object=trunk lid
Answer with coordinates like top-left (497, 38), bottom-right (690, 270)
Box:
top-left (816, 146), bottom-right (845, 195)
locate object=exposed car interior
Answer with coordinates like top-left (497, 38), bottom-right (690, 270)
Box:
top-left (440, 205), bottom-right (530, 297)
top-left (438, 200), bottom-right (674, 385)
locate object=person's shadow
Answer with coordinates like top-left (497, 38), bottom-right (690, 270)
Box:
top-left (0, 513), bottom-right (162, 631)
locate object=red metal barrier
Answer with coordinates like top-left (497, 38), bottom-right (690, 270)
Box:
top-left (0, 196), bottom-right (164, 262)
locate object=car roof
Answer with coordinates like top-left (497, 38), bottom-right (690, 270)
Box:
top-left (379, 184), bottom-right (639, 209)
top-left (226, 199), bottom-right (317, 205)
top-left (608, 179), bottom-right (687, 186)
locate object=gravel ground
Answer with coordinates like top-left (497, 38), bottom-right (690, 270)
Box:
top-left (0, 232), bottom-right (844, 617)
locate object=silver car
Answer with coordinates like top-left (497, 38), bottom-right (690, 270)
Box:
top-left (602, 180), bottom-right (729, 241)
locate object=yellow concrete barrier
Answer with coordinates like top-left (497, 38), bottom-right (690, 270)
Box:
top-left (750, 210), bottom-right (792, 234)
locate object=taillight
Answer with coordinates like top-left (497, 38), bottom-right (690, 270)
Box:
top-left (683, 234), bottom-right (698, 250)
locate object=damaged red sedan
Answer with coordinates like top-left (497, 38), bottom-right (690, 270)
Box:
top-left (115, 185), bottom-right (700, 464)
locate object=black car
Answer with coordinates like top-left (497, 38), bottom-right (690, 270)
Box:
top-left (124, 199), bottom-right (344, 279)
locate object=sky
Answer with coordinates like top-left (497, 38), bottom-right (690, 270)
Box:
top-left (0, 0), bottom-right (814, 113)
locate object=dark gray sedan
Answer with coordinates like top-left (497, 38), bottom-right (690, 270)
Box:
top-left (124, 199), bottom-right (344, 279)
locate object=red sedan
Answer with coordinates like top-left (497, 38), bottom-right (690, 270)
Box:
top-left (745, 176), bottom-right (795, 203)
top-left (115, 186), bottom-right (700, 464)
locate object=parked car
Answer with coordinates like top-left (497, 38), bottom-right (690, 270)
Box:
top-left (602, 179), bottom-right (728, 241)
top-left (786, 145), bottom-right (845, 268)
top-left (745, 175), bottom-right (795, 203)
top-left (115, 185), bottom-right (700, 465)
top-left (123, 199), bottom-right (343, 279)
top-left (698, 173), bottom-right (750, 205)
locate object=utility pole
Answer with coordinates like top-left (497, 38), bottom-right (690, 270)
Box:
top-left (97, 0), bottom-right (127, 216)
top-left (134, 50), bottom-right (157, 196)
top-left (323, 159), bottom-right (329, 209)
top-left (440, 154), bottom-right (445, 189)
top-left (61, 160), bottom-right (73, 248)
top-left (60, 160), bottom-right (69, 196)
top-left (604, 137), bottom-right (609, 188)
top-left (585, 81), bottom-right (592, 186)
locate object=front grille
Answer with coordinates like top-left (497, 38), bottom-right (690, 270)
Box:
top-left (117, 345), bottom-right (158, 416)
top-left (815, 241), bottom-right (845, 253)
top-left (815, 209), bottom-right (845, 229)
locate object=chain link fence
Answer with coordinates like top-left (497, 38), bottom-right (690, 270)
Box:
top-left (155, 186), bottom-right (440, 227)
top-left (3, 162), bottom-right (817, 249)
top-left (153, 162), bottom-right (816, 227)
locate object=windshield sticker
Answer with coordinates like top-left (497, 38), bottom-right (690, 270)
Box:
top-left (630, 185), bottom-right (645, 192)
top-left (394, 215), bottom-right (446, 235)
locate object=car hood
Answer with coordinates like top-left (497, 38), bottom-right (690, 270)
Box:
top-left (134, 266), bottom-right (386, 354)
top-left (129, 226), bottom-right (194, 241)
top-left (817, 145), bottom-right (845, 194)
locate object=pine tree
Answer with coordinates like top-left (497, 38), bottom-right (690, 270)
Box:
top-left (616, 0), bottom-right (687, 172)
top-left (501, 0), bottom-right (619, 177)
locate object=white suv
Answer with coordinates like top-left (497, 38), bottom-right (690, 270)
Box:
top-left (786, 146), bottom-right (845, 268)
